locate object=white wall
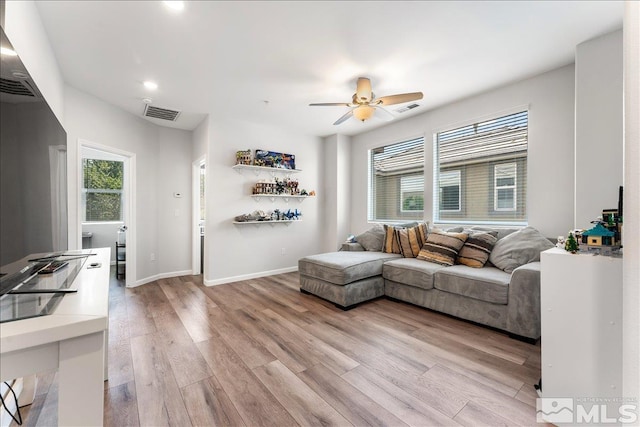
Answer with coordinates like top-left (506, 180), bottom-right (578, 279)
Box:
top-left (204, 119), bottom-right (324, 285)
top-left (323, 134), bottom-right (352, 252)
top-left (4, 1), bottom-right (64, 124)
top-left (350, 64), bottom-right (576, 238)
top-left (192, 117), bottom-right (209, 162)
top-left (65, 85), bottom-right (193, 285)
top-left (575, 30), bottom-right (624, 228)
top-left (623, 0), bottom-right (640, 409)
top-left (157, 127), bottom-right (192, 273)
top-left (82, 223), bottom-right (121, 262)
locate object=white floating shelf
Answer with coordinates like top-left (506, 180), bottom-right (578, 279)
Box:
top-left (232, 220), bottom-right (301, 225)
top-left (232, 164), bottom-right (302, 177)
top-left (251, 194), bottom-right (308, 203)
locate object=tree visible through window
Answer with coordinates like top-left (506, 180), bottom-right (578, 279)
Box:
top-left (82, 159), bottom-right (124, 222)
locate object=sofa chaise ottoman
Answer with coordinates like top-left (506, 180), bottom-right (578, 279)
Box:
top-left (298, 251), bottom-right (401, 309)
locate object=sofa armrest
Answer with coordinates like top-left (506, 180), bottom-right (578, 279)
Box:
top-left (506, 262), bottom-right (541, 339)
top-left (341, 242), bottom-right (365, 251)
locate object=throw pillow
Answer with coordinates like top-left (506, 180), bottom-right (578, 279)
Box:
top-left (456, 231), bottom-right (498, 268)
top-left (355, 224), bottom-right (385, 251)
top-left (489, 226), bottom-right (554, 273)
top-left (417, 230), bottom-right (468, 266)
top-left (382, 224), bottom-right (401, 254)
top-left (396, 222), bottom-right (429, 258)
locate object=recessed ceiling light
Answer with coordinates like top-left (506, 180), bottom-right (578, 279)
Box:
top-left (143, 81), bottom-right (158, 90)
top-left (163, 1), bottom-right (184, 11)
top-left (1, 46), bottom-right (18, 56)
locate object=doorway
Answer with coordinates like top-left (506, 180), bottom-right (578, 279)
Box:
top-left (77, 140), bottom-right (136, 287)
top-left (192, 156), bottom-right (205, 275)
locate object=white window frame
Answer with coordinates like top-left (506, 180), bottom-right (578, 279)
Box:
top-left (494, 163), bottom-right (517, 211)
top-left (400, 175), bottom-right (424, 213)
top-left (439, 170), bottom-right (461, 212)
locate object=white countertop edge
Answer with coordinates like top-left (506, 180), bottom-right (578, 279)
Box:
top-left (1, 314), bottom-right (108, 354)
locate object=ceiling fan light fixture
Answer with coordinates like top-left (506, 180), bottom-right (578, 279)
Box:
top-left (353, 105), bottom-right (374, 122)
top-left (355, 77), bottom-right (372, 102)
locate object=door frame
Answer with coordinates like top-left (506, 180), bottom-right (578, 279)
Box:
top-left (191, 155), bottom-right (205, 275)
top-left (77, 139), bottom-right (137, 287)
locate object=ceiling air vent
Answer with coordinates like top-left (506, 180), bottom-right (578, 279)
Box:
top-left (0, 77), bottom-right (38, 97)
top-left (395, 103), bottom-right (420, 114)
top-left (143, 104), bottom-right (181, 121)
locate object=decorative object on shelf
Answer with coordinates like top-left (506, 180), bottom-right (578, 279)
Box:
top-left (580, 222), bottom-right (621, 255)
top-left (564, 231), bottom-right (579, 254)
top-left (300, 189), bottom-right (308, 196)
top-left (236, 149), bottom-right (252, 165)
top-left (253, 177), bottom-right (300, 195)
top-left (234, 209), bottom-right (302, 224)
top-left (556, 235), bottom-right (566, 249)
top-left (309, 190), bottom-right (316, 196)
top-left (254, 149), bottom-right (295, 169)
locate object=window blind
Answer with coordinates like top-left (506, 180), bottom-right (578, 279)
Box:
top-left (369, 137), bottom-right (425, 221)
top-left (433, 111), bottom-right (528, 225)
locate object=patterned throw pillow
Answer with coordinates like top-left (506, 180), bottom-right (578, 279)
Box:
top-left (382, 224), bottom-right (401, 254)
top-left (456, 231), bottom-right (498, 268)
top-left (395, 223), bottom-right (429, 258)
top-left (417, 230), bottom-right (468, 266)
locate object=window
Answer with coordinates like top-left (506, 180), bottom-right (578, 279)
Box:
top-left (439, 170), bottom-right (461, 212)
top-left (494, 163), bottom-right (516, 211)
top-left (400, 175), bottom-right (424, 212)
top-left (369, 137), bottom-right (424, 221)
top-left (434, 110), bottom-right (527, 225)
top-left (82, 159), bottom-right (124, 222)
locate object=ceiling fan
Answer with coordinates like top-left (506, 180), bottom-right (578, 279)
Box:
top-left (309, 77), bottom-right (423, 125)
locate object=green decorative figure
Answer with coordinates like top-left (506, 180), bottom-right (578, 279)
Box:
top-left (565, 231), bottom-right (579, 254)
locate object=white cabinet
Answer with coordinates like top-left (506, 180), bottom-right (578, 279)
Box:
top-left (540, 248), bottom-right (622, 405)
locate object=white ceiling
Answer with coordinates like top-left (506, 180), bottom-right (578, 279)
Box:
top-left (34, 1), bottom-right (623, 137)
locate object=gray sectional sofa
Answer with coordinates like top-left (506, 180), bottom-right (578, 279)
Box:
top-left (299, 226), bottom-right (553, 340)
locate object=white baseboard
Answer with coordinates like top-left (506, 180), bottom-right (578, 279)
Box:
top-left (131, 269), bottom-right (193, 288)
top-left (204, 266), bottom-right (298, 287)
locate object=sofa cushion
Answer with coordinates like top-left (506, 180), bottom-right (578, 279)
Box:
top-left (396, 223), bottom-right (429, 258)
top-left (489, 226), bottom-right (554, 273)
top-left (434, 265), bottom-right (511, 304)
top-left (383, 258), bottom-right (446, 290)
top-left (298, 251), bottom-right (401, 286)
top-left (417, 230), bottom-right (468, 266)
top-left (470, 226), bottom-right (520, 241)
top-left (457, 231), bottom-right (498, 268)
top-left (355, 224), bottom-right (385, 251)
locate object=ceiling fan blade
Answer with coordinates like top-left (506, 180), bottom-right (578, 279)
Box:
top-left (355, 77), bottom-right (372, 102)
top-left (374, 106), bottom-right (394, 122)
top-left (333, 109), bottom-right (353, 125)
top-left (373, 92), bottom-right (423, 106)
top-left (309, 102), bottom-right (351, 107)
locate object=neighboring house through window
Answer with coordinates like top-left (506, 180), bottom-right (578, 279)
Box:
top-left (433, 110), bottom-right (528, 225)
top-left (82, 158), bottom-right (124, 222)
top-left (439, 170), bottom-right (461, 212)
top-left (369, 137), bottom-right (425, 222)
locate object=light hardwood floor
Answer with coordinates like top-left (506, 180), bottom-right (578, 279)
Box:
top-left (14, 271), bottom-right (544, 426)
